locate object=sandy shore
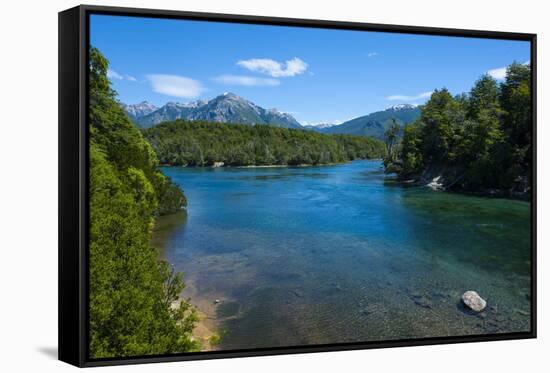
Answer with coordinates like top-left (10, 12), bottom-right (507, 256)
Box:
top-left (191, 308), bottom-right (218, 351)
top-left (179, 280), bottom-right (225, 352)
top-left (172, 298), bottom-right (218, 351)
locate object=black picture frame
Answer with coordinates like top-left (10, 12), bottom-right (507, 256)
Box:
top-left (59, 4), bottom-right (537, 367)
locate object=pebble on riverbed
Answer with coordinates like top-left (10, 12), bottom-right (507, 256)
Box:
top-left (461, 291), bottom-right (487, 312)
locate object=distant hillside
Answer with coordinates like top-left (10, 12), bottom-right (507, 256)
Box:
top-left (142, 120), bottom-right (386, 167)
top-left (124, 92), bottom-right (302, 129)
top-left (320, 104), bottom-right (421, 139)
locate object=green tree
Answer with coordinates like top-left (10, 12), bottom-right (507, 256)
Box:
top-left (89, 47), bottom-right (199, 358)
top-left (399, 121), bottom-right (424, 177)
top-left (500, 63), bottom-right (531, 149)
top-left (384, 119), bottom-right (401, 162)
top-left (499, 63), bottom-right (531, 191)
top-left (142, 120), bottom-right (385, 167)
top-left (386, 63), bottom-right (531, 196)
top-left (419, 89), bottom-right (461, 164)
top-left (460, 75), bottom-right (504, 188)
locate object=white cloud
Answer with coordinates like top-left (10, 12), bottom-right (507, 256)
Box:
top-left (386, 91), bottom-right (433, 101)
top-left (488, 61), bottom-right (530, 81)
top-left (213, 74), bottom-right (280, 86)
top-left (237, 58), bottom-right (308, 77)
top-left (107, 69), bottom-right (123, 80)
top-left (107, 69), bottom-right (139, 82)
top-left (146, 74), bottom-right (205, 98)
top-left (487, 67), bottom-right (507, 80)
top-left (367, 52), bottom-right (379, 58)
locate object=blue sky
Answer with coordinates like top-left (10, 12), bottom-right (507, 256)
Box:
top-left (90, 14), bottom-right (530, 125)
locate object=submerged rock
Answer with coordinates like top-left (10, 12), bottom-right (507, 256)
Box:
top-left (461, 291), bottom-right (487, 312)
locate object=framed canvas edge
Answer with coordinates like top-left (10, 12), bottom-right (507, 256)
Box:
top-left (58, 4), bottom-right (538, 368)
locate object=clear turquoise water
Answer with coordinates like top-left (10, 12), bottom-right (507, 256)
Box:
top-left (155, 160), bottom-right (531, 350)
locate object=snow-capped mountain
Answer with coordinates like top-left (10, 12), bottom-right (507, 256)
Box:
top-left (123, 92), bottom-right (302, 129)
top-left (121, 101), bottom-right (158, 122)
top-left (386, 103), bottom-right (418, 111)
top-left (302, 122), bottom-right (339, 130)
top-left (319, 104), bottom-right (421, 139)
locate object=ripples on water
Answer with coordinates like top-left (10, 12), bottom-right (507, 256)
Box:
top-left (154, 160), bottom-right (531, 350)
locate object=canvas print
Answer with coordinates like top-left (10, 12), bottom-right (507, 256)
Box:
top-left (88, 14), bottom-right (532, 359)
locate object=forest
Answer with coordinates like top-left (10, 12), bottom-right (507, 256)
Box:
top-left (385, 62), bottom-right (531, 197)
top-left (88, 47), bottom-right (199, 358)
top-left (142, 120), bottom-right (386, 167)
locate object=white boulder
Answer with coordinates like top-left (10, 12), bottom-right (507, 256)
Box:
top-left (462, 291), bottom-right (487, 312)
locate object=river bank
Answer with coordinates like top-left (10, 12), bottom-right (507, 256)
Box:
top-left (391, 176), bottom-right (531, 201)
top-left (387, 163), bottom-right (531, 201)
top-left (173, 281), bottom-right (221, 351)
top-left (151, 211), bottom-right (220, 351)
top-left (159, 161), bottom-right (354, 169)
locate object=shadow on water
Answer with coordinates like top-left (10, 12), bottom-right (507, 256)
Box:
top-left (398, 187), bottom-right (531, 275)
top-left (151, 210), bottom-right (188, 254)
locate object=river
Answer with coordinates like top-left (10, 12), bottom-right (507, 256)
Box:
top-left (152, 159), bottom-right (531, 350)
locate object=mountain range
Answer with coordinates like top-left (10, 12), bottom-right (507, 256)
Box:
top-left (124, 92), bottom-right (301, 129)
top-left (122, 93), bottom-right (421, 139)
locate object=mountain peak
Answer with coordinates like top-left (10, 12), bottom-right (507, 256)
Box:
top-left (126, 100), bottom-right (156, 108)
top-left (123, 93), bottom-right (302, 129)
top-left (219, 92), bottom-right (241, 99)
top-left (123, 101), bottom-right (159, 120)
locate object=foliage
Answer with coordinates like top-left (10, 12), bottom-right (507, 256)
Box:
top-left (89, 47), bottom-right (199, 358)
top-left (142, 120), bottom-right (386, 167)
top-left (383, 118), bottom-right (401, 168)
top-left (208, 333), bottom-right (222, 347)
top-left (388, 63), bottom-right (531, 195)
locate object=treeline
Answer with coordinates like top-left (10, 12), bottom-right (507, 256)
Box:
top-left (142, 120), bottom-right (386, 167)
top-left (386, 63), bottom-right (531, 196)
top-left (89, 47), bottom-right (199, 358)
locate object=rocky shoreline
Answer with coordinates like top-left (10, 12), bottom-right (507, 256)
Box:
top-left (394, 175), bottom-right (530, 201)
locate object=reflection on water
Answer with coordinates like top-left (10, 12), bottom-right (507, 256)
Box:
top-left (154, 160), bottom-right (531, 350)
